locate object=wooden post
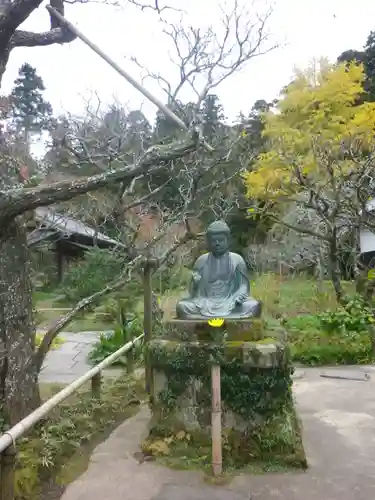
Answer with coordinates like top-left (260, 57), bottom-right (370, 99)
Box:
top-left (91, 372), bottom-right (101, 399)
top-left (211, 364), bottom-right (222, 477)
top-left (56, 242), bottom-right (64, 284)
top-left (144, 260), bottom-right (153, 397)
top-left (126, 345), bottom-right (134, 374)
top-left (0, 444), bottom-right (16, 500)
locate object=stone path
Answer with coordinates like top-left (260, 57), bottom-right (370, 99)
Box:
top-left (39, 331), bottom-right (113, 384)
top-left (60, 365), bottom-right (375, 500)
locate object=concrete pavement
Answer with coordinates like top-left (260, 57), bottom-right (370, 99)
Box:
top-left (60, 365), bottom-right (375, 500)
top-left (39, 331), bottom-right (122, 384)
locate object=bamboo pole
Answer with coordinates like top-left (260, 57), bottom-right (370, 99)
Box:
top-left (46, 6), bottom-right (214, 153)
top-left (46, 6), bottom-right (185, 131)
top-left (211, 364), bottom-right (222, 477)
top-left (0, 333), bottom-right (143, 454)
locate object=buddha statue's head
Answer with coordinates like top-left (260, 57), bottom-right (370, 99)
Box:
top-left (206, 220), bottom-right (230, 257)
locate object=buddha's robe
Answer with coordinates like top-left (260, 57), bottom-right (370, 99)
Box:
top-left (176, 252), bottom-right (261, 319)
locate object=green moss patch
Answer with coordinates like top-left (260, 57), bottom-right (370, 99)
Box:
top-left (13, 375), bottom-right (145, 500)
top-left (143, 403), bottom-right (306, 475)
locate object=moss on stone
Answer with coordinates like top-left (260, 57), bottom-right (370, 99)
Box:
top-left (144, 403), bottom-right (307, 473)
top-left (145, 320), bottom-right (304, 473)
top-left (164, 318), bottom-right (266, 342)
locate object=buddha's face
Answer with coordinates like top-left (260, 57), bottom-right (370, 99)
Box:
top-left (207, 232), bottom-right (229, 257)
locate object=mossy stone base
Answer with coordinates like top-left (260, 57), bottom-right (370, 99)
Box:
top-left (146, 321), bottom-right (304, 469)
top-left (164, 318), bottom-right (270, 342)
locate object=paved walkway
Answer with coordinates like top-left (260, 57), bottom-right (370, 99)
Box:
top-left (60, 365), bottom-right (375, 500)
top-left (39, 331), bottom-right (116, 384)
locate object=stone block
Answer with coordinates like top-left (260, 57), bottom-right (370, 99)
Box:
top-left (163, 318), bottom-right (268, 342)
top-left (148, 318), bottom-right (291, 432)
top-left (145, 319), bottom-right (303, 469)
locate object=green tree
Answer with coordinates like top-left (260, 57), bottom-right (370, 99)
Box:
top-left (224, 99), bottom-right (275, 253)
top-left (154, 100), bottom-right (193, 141)
top-left (337, 30), bottom-right (375, 102)
top-left (201, 94), bottom-right (226, 142)
top-left (364, 31), bottom-right (375, 101)
top-left (10, 63), bottom-right (52, 154)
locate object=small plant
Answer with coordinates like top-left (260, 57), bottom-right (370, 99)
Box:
top-left (317, 295), bottom-right (375, 334)
top-left (88, 311), bottom-right (143, 366)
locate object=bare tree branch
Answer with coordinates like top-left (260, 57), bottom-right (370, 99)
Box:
top-left (0, 0), bottom-right (42, 39)
top-left (8, 0), bottom-right (76, 49)
top-left (0, 129), bottom-right (200, 220)
top-left (34, 221), bottom-right (203, 370)
top-left (34, 253), bottom-right (144, 371)
top-left (127, 0), bottom-right (184, 14)
top-left (135, 0), bottom-right (278, 108)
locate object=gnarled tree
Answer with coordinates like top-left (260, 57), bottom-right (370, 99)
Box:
top-left (0, 0), bottom-right (276, 426)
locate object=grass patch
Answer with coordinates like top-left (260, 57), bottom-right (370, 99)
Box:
top-left (286, 314), bottom-right (373, 365)
top-left (253, 274), bottom-right (355, 318)
top-left (14, 375), bottom-right (146, 500)
top-left (251, 274), bottom-right (373, 366)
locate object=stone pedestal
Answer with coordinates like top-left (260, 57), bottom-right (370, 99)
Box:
top-left (145, 319), bottom-right (303, 468)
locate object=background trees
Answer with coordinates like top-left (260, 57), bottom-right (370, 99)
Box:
top-left (338, 29), bottom-right (375, 102)
top-left (243, 60), bottom-right (375, 301)
top-left (10, 63), bottom-right (52, 138)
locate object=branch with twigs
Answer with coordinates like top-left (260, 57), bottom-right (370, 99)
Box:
top-left (127, 0), bottom-right (184, 15)
top-left (34, 253), bottom-right (144, 372)
top-left (132, 0), bottom-right (277, 110)
top-left (0, 127), bottom-right (201, 221)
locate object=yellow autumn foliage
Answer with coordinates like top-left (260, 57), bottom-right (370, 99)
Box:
top-left (244, 60), bottom-right (375, 200)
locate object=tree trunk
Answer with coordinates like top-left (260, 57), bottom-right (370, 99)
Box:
top-left (0, 47), bottom-right (10, 87)
top-left (327, 228), bottom-right (344, 304)
top-left (0, 218), bottom-right (40, 426)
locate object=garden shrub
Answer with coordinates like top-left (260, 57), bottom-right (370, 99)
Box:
top-left (317, 294), bottom-right (375, 333)
top-left (59, 248), bottom-right (124, 303)
top-left (88, 313), bottom-right (143, 366)
top-left (286, 295), bottom-right (375, 366)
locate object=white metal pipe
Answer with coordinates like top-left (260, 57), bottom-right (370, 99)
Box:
top-left (0, 333), bottom-right (144, 453)
top-left (46, 6), bottom-right (187, 132)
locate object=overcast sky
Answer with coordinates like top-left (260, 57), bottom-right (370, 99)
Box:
top-left (2, 0), bottom-right (375, 125)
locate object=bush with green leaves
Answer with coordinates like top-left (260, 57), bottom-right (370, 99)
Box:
top-left (285, 295), bottom-right (375, 366)
top-left (59, 248), bottom-right (124, 304)
top-left (88, 311), bottom-right (143, 366)
top-left (317, 294), bottom-right (375, 333)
